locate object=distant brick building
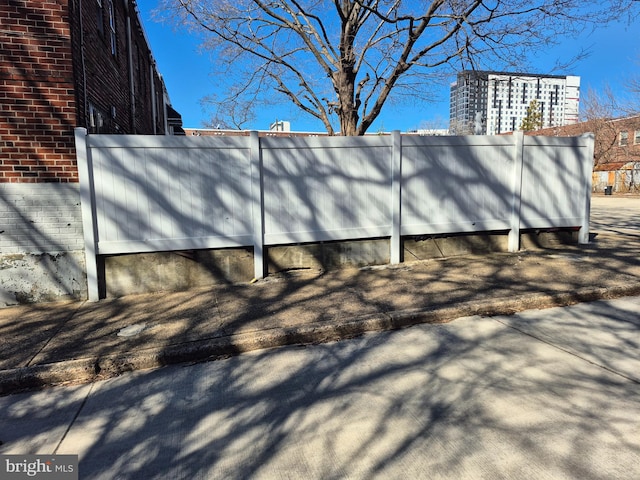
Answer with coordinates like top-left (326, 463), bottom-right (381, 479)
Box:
top-left (528, 116), bottom-right (640, 165)
top-left (0, 0), bottom-right (182, 304)
top-left (527, 116), bottom-right (640, 193)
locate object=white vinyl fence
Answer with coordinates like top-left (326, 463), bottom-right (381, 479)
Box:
top-left (75, 129), bottom-right (594, 301)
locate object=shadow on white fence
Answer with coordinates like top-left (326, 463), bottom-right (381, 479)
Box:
top-left (75, 129), bottom-right (594, 301)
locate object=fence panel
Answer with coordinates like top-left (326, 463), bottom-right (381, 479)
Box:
top-left (86, 135), bottom-right (254, 254)
top-left (401, 135), bottom-right (515, 235)
top-left (520, 135), bottom-right (592, 229)
top-left (261, 136), bottom-right (393, 244)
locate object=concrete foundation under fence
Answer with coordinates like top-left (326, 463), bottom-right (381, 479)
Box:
top-left (101, 230), bottom-right (579, 298)
top-left (520, 229), bottom-right (580, 249)
top-left (267, 239), bottom-right (391, 272)
top-left (0, 251), bottom-right (87, 306)
top-left (103, 248), bottom-right (255, 298)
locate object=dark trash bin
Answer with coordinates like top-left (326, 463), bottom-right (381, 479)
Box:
top-left (605, 186), bottom-right (613, 195)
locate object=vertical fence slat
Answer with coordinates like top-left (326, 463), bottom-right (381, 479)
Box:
top-left (579, 133), bottom-right (595, 244)
top-left (508, 131), bottom-right (525, 252)
top-left (74, 127), bottom-right (100, 301)
top-left (250, 131), bottom-right (265, 279)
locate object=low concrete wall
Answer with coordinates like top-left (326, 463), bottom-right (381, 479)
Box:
top-left (102, 241), bottom-right (388, 298)
top-left (267, 239), bottom-right (390, 273)
top-left (0, 251), bottom-right (87, 306)
top-left (404, 233), bottom-right (509, 260)
top-left (103, 248), bottom-right (255, 297)
top-left (100, 230), bottom-right (580, 298)
top-left (520, 230), bottom-right (579, 249)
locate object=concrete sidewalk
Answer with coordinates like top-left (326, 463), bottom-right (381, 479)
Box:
top-left (3, 297), bottom-right (639, 478)
top-left (2, 222), bottom-right (640, 396)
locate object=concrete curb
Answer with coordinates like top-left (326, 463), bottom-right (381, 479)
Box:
top-left (2, 283), bottom-right (640, 396)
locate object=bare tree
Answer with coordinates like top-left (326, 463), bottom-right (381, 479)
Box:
top-left (200, 90), bottom-right (257, 129)
top-left (623, 60), bottom-right (640, 116)
top-left (580, 89), bottom-right (622, 166)
top-left (160, 0), bottom-right (638, 135)
top-left (580, 85), bottom-right (640, 167)
top-left (581, 54), bottom-right (640, 122)
top-left (415, 115), bottom-right (449, 133)
top-left (449, 118), bottom-right (475, 135)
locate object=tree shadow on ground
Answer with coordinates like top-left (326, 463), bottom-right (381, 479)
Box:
top-left (2, 297), bottom-right (639, 478)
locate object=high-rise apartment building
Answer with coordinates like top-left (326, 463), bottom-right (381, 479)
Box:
top-left (450, 71), bottom-right (580, 135)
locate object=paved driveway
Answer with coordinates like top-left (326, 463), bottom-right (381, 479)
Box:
top-left (591, 195), bottom-right (640, 237)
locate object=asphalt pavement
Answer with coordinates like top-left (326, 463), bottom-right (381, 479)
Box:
top-left (0, 195), bottom-right (639, 396)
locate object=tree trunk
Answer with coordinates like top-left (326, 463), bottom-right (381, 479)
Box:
top-left (339, 108), bottom-right (359, 136)
top-left (334, 68), bottom-right (359, 135)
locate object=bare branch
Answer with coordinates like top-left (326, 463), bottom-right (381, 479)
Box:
top-left (160, 0), bottom-right (640, 135)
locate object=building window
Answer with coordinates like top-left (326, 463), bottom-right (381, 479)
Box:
top-left (96, 0), bottom-right (104, 35)
top-left (108, 0), bottom-right (116, 56)
top-left (635, 130), bottom-right (640, 145)
top-left (620, 131), bottom-right (628, 146)
top-left (89, 103), bottom-right (105, 133)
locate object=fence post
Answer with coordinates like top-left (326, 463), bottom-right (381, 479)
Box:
top-left (579, 133), bottom-right (595, 244)
top-left (390, 130), bottom-right (402, 264)
top-left (249, 130), bottom-right (265, 279)
top-left (508, 131), bottom-right (525, 252)
top-left (74, 127), bottom-right (100, 301)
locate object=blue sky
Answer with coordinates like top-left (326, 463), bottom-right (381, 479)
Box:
top-left (137, 2), bottom-right (639, 132)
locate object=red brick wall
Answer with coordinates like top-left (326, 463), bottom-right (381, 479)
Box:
top-left (0, 0), bottom-right (169, 183)
top-left (0, 0), bottom-right (77, 183)
top-left (75, 0), bottom-right (167, 136)
top-left (129, 6), bottom-right (167, 135)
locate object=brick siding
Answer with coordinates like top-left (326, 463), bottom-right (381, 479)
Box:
top-left (0, 0), bottom-right (77, 183)
top-left (0, 0), bottom-right (169, 184)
